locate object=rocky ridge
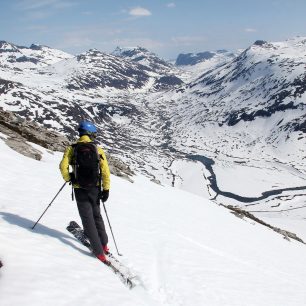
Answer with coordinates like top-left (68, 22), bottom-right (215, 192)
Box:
top-left (0, 107), bottom-right (69, 160)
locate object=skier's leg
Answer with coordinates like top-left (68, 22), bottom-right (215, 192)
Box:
top-left (74, 188), bottom-right (103, 256)
top-left (88, 187), bottom-right (109, 246)
top-left (94, 205), bottom-right (109, 246)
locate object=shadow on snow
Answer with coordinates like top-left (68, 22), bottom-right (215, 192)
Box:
top-left (0, 212), bottom-right (90, 256)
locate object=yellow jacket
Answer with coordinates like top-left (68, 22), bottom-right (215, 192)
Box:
top-left (59, 135), bottom-right (110, 190)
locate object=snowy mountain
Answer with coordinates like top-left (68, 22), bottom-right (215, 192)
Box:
top-left (0, 43), bottom-right (184, 141)
top-left (175, 49), bottom-right (235, 66)
top-left (113, 46), bottom-right (174, 72)
top-left (0, 41), bottom-right (73, 69)
top-left (188, 38), bottom-right (306, 128)
top-left (174, 49), bottom-right (237, 81)
top-left (0, 37), bottom-right (306, 238)
top-left (167, 37), bottom-right (306, 160)
top-left (112, 46), bottom-right (184, 88)
top-left (56, 49), bottom-right (151, 91)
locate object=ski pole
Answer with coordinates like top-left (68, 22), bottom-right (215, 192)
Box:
top-left (32, 182), bottom-right (67, 230)
top-left (102, 201), bottom-right (122, 256)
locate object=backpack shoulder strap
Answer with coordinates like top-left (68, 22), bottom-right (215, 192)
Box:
top-left (89, 141), bottom-right (102, 161)
top-left (71, 143), bottom-right (78, 154)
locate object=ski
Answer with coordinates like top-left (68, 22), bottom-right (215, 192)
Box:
top-left (66, 221), bottom-right (140, 289)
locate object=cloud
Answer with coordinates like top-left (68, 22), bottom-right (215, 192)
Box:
top-left (167, 3), bottom-right (176, 8)
top-left (15, 0), bottom-right (77, 20)
top-left (129, 7), bottom-right (152, 17)
top-left (16, 0), bottom-right (76, 10)
top-left (245, 28), bottom-right (257, 33)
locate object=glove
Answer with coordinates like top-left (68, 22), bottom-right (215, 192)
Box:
top-left (69, 172), bottom-right (77, 185)
top-left (100, 190), bottom-right (109, 202)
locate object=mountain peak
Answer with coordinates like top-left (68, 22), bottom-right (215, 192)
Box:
top-left (76, 48), bottom-right (109, 62)
top-left (29, 43), bottom-right (48, 50)
top-left (112, 46), bottom-right (150, 57)
top-left (112, 45), bottom-right (174, 73)
top-left (0, 40), bottom-right (19, 52)
top-left (253, 40), bottom-right (268, 46)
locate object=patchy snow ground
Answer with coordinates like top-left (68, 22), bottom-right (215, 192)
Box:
top-left (1, 140), bottom-right (306, 306)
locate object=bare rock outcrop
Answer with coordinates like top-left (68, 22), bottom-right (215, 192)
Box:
top-left (108, 155), bottom-right (134, 182)
top-left (227, 205), bottom-right (305, 244)
top-left (0, 108), bottom-right (134, 180)
top-left (0, 107), bottom-right (69, 155)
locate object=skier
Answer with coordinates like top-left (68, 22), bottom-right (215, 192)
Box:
top-left (59, 120), bottom-right (111, 264)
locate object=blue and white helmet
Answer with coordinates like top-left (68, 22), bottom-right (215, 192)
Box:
top-left (78, 120), bottom-right (97, 136)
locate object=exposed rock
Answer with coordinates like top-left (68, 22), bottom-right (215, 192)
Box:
top-left (176, 51), bottom-right (215, 66)
top-left (227, 205), bottom-right (305, 244)
top-left (0, 107), bottom-right (134, 180)
top-left (253, 40), bottom-right (268, 46)
top-left (5, 137), bottom-right (42, 160)
top-left (150, 178), bottom-right (162, 185)
top-left (175, 50), bottom-right (235, 66)
top-left (108, 155), bottom-right (134, 182)
top-left (0, 107), bottom-right (69, 152)
top-left (154, 75), bottom-right (183, 90)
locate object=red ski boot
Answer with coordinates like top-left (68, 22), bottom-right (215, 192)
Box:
top-left (103, 245), bottom-right (110, 255)
top-left (97, 254), bottom-right (110, 265)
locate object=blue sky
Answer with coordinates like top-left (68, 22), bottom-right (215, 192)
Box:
top-left (0, 0), bottom-right (305, 59)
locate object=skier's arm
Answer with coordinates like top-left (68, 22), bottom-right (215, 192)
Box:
top-left (98, 147), bottom-right (110, 191)
top-left (59, 146), bottom-right (73, 182)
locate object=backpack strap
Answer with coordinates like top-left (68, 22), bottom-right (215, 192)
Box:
top-left (90, 142), bottom-right (105, 195)
top-left (70, 143), bottom-right (77, 168)
top-left (92, 142), bottom-right (103, 195)
top-left (70, 144), bottom-right (77, 201)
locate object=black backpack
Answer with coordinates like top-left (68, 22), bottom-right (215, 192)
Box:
top-left (72, 143), bottom-right (100, 189)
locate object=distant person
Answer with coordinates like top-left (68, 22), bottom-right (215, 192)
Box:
top-left (60, 121), bottom-right (111, 264)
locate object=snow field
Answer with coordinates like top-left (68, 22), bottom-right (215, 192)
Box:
top-left (1, 139), bottom-right (306, 306)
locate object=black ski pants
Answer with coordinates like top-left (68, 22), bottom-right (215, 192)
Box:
top-left (74, 187), bottom-right (108, 256)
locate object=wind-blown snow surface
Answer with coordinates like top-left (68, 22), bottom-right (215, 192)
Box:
top-left (1, 140), bottom-right (306, 306)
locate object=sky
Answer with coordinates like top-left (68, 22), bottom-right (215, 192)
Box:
top-left (0, 0), bottom-right (306, 60)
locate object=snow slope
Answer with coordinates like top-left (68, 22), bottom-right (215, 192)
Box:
top-left (1, 139), bottom-right (306, 306)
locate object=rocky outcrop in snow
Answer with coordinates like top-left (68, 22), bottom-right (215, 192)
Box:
top-left (227, 205), bottom-right (305, 243)
top-left (0, 107), bottom-right (69, 159)
top-left (0, 108), bottom-right (134, 180)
